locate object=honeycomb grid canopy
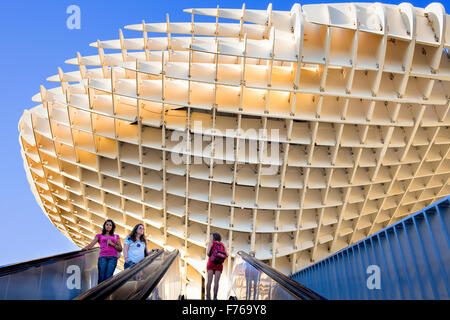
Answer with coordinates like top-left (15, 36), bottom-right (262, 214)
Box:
top-left (19, 2), bottom-right (450, 297)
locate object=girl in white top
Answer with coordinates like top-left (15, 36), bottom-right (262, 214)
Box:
top-left (123, 224), bottom-right (147, 269)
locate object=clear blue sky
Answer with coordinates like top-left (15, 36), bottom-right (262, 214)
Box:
top-left (0, 0), bottom-right (446, 266)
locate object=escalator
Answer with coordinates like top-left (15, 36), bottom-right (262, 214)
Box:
top-left (75, 249), bottom-right (182, 300)
top-left (0, 248), bottom-right (182, 300)
top-left (1, 247), bottom-right (320, 300)
top-left (0, 248), bottom-right (100, 299)
top-left (227, 251), bottom-right (325, 300)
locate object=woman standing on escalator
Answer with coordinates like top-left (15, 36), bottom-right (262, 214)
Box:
top-left (206, 232), bottom-right (228, 300)
top-left (123, 223), bottom-right (159, 269)
top-left (123, 224), bottom-right (147, 269)
top-left (82, 219), bottom-right (122, 283)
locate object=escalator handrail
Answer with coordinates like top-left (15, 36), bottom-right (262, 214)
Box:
top-left (237, 251), bottom-right (326, 300)
top-left (0, 248), bottom-right (100, 277)
top-left (136, 249), bottom-right (179, 300)
top-left (74, 249), bottom-right (163, 300)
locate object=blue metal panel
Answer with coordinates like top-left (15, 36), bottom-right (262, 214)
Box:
top-left (291, 196), bottom-right (450, 299)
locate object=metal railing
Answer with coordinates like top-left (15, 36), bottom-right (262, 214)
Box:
top-left (291, 195), bottom-right (450, 300)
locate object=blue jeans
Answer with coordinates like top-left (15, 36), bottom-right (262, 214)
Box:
top-left (98, 256), bottom-right (118, 283)
top-left (124, 261), bottom-right (136, 269)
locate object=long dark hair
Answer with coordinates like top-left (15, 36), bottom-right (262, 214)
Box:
top-left (128, 223), bottom-right (146, 242)
top-left (211, 232), bottom-right (221, 242)
top-left (102, 219), bottom-right (116, 236)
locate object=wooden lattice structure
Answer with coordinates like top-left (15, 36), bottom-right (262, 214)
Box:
top-left (18, 2), bottom-right (450, 296)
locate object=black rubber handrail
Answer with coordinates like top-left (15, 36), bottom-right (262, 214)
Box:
top-left (75, 249), bottom-right (164, 300)
top-left (237, 251), bottom-right (326, 300)
top-left (136, 249), bottom-right (179, 300)
top-left (0, 248), bottom-right (100, 277)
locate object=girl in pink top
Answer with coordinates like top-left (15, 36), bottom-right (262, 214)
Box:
top-left (83, 219), bottom-right (122, 283)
